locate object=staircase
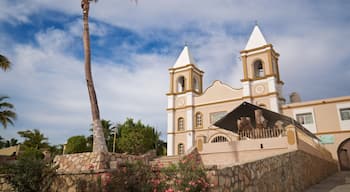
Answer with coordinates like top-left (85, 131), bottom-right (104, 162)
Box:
top-left (149, 155), bottom-right (182, 167)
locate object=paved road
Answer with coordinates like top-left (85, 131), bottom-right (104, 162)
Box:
top-left (306, 171), bottom-right (350, 192)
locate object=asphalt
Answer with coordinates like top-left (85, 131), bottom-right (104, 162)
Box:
top-left (305, 171), bottom-right (350, 192)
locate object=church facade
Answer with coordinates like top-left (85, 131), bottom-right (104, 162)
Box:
top-left (166, 25), bottom-right (350, 169)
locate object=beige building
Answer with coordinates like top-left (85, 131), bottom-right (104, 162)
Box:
top-left (166, 25), bottom-right (350, 169)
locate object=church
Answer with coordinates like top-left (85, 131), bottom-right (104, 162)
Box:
top-left (165, 25), bottom-right (350, 169)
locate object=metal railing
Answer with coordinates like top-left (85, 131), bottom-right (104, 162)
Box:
top-left (238, 128), bottom-right (285, 140)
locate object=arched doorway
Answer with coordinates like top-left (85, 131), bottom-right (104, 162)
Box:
top-left (337, 138), bottom-right (350, 170)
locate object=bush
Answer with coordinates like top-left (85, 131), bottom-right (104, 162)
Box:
top-left (152, 154), bottom-right (210, 192)
top-left (106, 161), bottom-right (152, 192)
top-left (0, 151), bottom-right (57, 192)
top-left (105, 154), bottom-right (210, 192)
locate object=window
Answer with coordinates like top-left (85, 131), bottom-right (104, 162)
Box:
top-left (340, 108), bottom-right (350, 120)
top-left (296, 113), bottom-right (314, 124)
top-left (211, 136), bottom-right (228, 143)
top-left (195, 112), bottom-right (202, 128)
top-left (254, 60), bottom-right (264, 78)
top-left (178, 117), bottom-right (184, 131)
top-left (177, 76), bottom-right (185, 92)
top-left (178, 143), bottom-right (185, 155)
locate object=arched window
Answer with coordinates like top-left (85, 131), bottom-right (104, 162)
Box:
top-left (178, 117), bottom-right (184, 131)
top-left (178, 143), bottom-right (185, 155)
top-left (177, 76), bottom-right (186, 92)
top-left (211, 135), bottom-right (229, 143)
top-left (254, 60), bottom-right (264, 78)
top-left (193, 77), bottom-right (199, 92)
top-left (195, 112), bottom-right (202, 128)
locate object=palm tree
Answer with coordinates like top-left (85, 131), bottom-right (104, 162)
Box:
top-left (18, 129), bottom-right (49, 150)
top-left (0, 54), bottom-right (11, 71)
top-left (0, 96), bottom-right (16, 129)
top-left (81, 0), bottom-right (108, 152)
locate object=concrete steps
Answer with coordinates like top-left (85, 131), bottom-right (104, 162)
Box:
top-left (150, 155), bottom-right (182, 167)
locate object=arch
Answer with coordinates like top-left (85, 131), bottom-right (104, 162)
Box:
top-left (253, 59), bottom-right (264, 78)
top-left (178, 143), bottom-right (185, 155)
top-left (177, 76), bottom-right (186, 92)
top-left (177, 117), bottom-right (185, 131)
top-left (210, 135), bottom-right (229, 143)
top-left (337, 138), bottom-right (350, 170)
top-left (193, 76), bottom-right (200, 92)
top-left (195, 112), bottom-right (203, 128)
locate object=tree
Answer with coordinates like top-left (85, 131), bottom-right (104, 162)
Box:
top-left (17, 129), bottom-right (49, 150)
top-left (0, 136), bottom-right (5, 149)
top-left (0, 96), bottom-right (17, 129)
top-left (86, 119), bottom-right (117, 152)
top-left (65, 135), bottom-right (88, 154)
top-left (101, 119), bottom-right (117, 152)
top-left (117, 118), bottom-right (160, 155)
top-left (0, 55), bottom-right (16, 129)
top-left (5, 138), bottom-right (18, 147)
top-left (0, 54), bottom-right (11, 71)
top-left (81, 0), bottom-right (108, 152)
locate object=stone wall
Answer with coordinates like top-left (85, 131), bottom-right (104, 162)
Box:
top-left (0, 175), bottom-right (13, 192)
top-left (0, 149), bottom-right (338, 192)
top-left (206, 150), bottom-right (338, 192)
top-left (54, 150), bottom-right (156, 173)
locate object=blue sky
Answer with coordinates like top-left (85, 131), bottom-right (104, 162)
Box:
top-left (1, 0), bottom-right (350, 145)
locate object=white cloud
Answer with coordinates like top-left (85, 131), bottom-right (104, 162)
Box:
top-left (1, 0), bottom-right (350, 145)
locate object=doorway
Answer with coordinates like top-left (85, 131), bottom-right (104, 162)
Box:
top-left (338, 138), bottom-right (350, 170)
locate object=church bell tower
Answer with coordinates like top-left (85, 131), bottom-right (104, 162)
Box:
top-left (240, 25), bottom-right (285, 112)
top-left (166, 45), bottom-right (204, 156)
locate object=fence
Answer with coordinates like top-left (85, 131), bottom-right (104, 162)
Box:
top-left (239, 127), bottom-right (285, 140)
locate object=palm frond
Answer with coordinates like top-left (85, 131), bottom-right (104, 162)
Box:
top-left (0, 96), bottom-right (16, 129)
top-left (0, 54), bottom-right (11, 71)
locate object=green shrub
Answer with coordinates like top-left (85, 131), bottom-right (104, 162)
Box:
top-left (0, 151), bottom-right (56, 192)
top-left (106, 160), bottom-right (152, 192)
top-left (105, 154), bottom-right (210, 192)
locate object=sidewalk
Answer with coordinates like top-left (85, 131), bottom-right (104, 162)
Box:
top-left (306, 171), bottom-right (350, 192)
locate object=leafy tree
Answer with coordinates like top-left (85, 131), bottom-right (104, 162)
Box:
top-left (81, 0), bottom-right (108, 153)
top-left (0, 137), bottom-right (18, 149)
top-left (65, 135), bottom-right (88, 154)
top-left (0, 136), bottom-right (5, 148)
top-left (5, 138), bottom-right (18, 147)
top-left (0, 96), bottom-right (16, 129)
top-left (117, 118), bottom-right (160, 155)
top-left (17, 129), bottom-right (49, 150)
top-left (0, 54), bottom-right (11, 71)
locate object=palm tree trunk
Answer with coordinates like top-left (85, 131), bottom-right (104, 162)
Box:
top-left (82, 0), bottom-right (108, 153)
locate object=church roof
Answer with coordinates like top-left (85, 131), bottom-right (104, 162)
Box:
top-left (244, 25), bottom-right (268, 50)
top-left (213, 102), bottom-right (319, 140)
top-left (173, 45), bottom-right (196, 68)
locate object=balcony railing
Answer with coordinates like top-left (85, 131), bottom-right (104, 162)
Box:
top-left (238, 128), bottom-right (286, 140)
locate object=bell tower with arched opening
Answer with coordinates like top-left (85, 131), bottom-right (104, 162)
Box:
top-left (240, 25), bottom-right (285, 112)
top-left (166, 45), bottom-right (204, 156)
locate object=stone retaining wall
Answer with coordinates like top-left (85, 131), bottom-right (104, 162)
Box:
top-left (54, 150), bottom-right (156, 173)
top-left (1, 150), bottom-right (338, 192)
top-left (206, 150), bottom-right (338, 192)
